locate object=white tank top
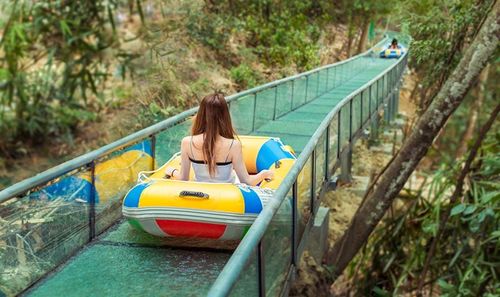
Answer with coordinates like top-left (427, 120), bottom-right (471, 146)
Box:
top-left (189, 137), bottom-right (236, 183)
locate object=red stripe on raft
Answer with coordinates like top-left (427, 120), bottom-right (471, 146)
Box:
top-left (156, 220), bottom-right (226, 239)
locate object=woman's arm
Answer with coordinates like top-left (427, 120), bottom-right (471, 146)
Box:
top-left (165, 137), bottom-right (191, 181)
top-left (232, 141), bottom-right (273, 186)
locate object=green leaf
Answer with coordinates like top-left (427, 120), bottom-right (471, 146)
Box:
top-left (60, 20), bottom-right (72, 37)
top-left (477, 210), bottom-right (487, 223)
top-left (463, 205), bottom-right (476, 215)
top-left (438, 279), bottom-right (454, 290)
top-left (450, 204), bottom-right (466, 216)
top-left (480, 191), bottom-right (500, 203)
top-left (372, 286), bottom-right (390, 297)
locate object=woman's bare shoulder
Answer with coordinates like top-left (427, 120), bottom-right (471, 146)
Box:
top-left (230, 138), bottom-right (242, 150)
top-left (181, 136), bottom-right (192, 149)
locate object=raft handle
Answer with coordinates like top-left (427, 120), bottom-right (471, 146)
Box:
top-left (274, 160), bottom-right (281, 169)
top-left (179, 190), bottom-right (209, 199)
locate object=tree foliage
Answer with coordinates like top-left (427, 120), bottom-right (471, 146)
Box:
top-left (394, 0), bottom-right (495, 108)
top-left (0, 0), bottom-right (141, 153)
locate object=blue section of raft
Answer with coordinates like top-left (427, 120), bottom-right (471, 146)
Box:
top-left (256, 139), bottom-right (295, 172)
top-left (238, 187), bottom-right (263, 214)
top-left (123, 183), bottom-right (150, 208)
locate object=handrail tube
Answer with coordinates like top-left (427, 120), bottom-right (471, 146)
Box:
top-left (0, 38), bottom-right (390, 204)
top-left (208, 44), bottom-right (409, 297)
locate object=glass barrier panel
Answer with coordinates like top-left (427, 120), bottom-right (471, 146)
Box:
top-left (0, 169), bottom-right (89, 296)
top-left (362, 89), bottom-right (370, 125)
top-left (334, 65), bottom-right (342, 87)
top-left (94, 140), bottom-right (152, 234)
top-left (339, 103), bottom-right (350, 151)
top-left (327, 67), bottom-right (335, 90)
top-left (328, 114), bottom-right (339, 173)
top-left (306, 74), bottom-right (315, 102)
top-left (318, 68), bottom-right (328, 94)
top-left (297, 155), bottom-right (312, 242)
top-left (293, 77), bottom-right (307, 109)
top-left (263, 194), bottom-right (292, 296)
top-left (313, 72), bottom-right (321, 99)
top-left (230, 94), bottom-right (255, 135)
top-left (370, 82), bottom-right (377, 115)
top-left (154, 120), bottom-right (192, 166)
top-left (254, 87), bottom-right (277, 130)
top-left (228, 248), bottom-right (259, 297)
top-left (315, 132), bottom-right (326, 198)
top-left (352, 58), bottom-right (358, 74)
top-left (352, 94), bottom-right (361, 134)
top-left (275, 81), bottom-right (293, 119)
top-left (337, 64), bottom-right (345, 85)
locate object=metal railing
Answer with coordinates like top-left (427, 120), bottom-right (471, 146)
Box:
top-left (207, 41), bottom-right (409, 296)
top-left (0, 35), bottom-right (403, 296)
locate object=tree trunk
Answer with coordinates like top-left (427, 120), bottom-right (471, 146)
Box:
top-left (346, 13), bottom-right (355, 57)
top-left (357, 18), bottom-right (370, 54)
top-left (455, 64), bottom-right (489, 158)
top-left (326, 2), bottom-right (499, 279)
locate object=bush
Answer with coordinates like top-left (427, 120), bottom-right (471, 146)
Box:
top-left (230, 63), bottom-right (262, 90)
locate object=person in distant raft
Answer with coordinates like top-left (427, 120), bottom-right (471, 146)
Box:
top-left (389, 38), bottom-right (400, 49)
top-left (164, 92), bottom-right (274, 185)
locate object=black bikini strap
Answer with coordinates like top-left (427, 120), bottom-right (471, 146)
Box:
top-left (225, 139), bottom-right (235, 162)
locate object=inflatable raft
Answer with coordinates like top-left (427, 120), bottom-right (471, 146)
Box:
top-left (379, 45), bottom-right (406, 59)
top-left (122, 136), bottom-right (296, 240)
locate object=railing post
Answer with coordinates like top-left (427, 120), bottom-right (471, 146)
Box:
top-left (337, 109), bottom-right (342, 159)
top-left (339, 145), bottom-right (353, 183)
top-left (311, 149), bottom-right (316, 215)
top-left (305, 75), bottom-right (309, 103)
top-left (368, 85), bottom-right (372, 121)
top-left (349, 100), bottom-right (353, 142)
top-left (252, 93), bottom-right (258, 132)
top-left (290, 80), bottom-right (295, 111)
top-left (360, 92), bottom-right (364, 128)
top-left (292, 181), bottom-right (298, 266)
top-left (88, 161), bottom-right (96, 241)
top-left (316, 72), bottom-right (320, 98)
top-left (394, 88), bottom-right (400, 117)
top-left (333, 66), bottom-right (337, 89)
top-left (370, 112), bottom-right (379, 144)
top-left (150, 135), bottom-right (156, 170)
top-left (326, 68), bottom-right (330, 91)
top-left (272, 86), bottom-right (278, 120)
top-left (384, 93), bottom-right (391, 123)
top-left (258, 241), bottom-right (266, 297)
top-left (325, 126), bottom-right (330, 180)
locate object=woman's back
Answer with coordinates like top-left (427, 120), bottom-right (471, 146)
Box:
top-left (188, 134), bottom-right (235, 183)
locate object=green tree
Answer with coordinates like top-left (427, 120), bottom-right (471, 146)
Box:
top-left (0, 0), bottom-right (141, 154)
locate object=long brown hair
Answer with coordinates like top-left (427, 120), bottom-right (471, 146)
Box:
top-left (191, 93), bottom-right (236, 176)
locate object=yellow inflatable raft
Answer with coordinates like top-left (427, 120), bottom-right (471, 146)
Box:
top-left (122, 136), bottom-right (296, 240)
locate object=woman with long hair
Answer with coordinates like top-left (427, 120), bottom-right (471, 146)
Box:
top-left (164, 93), bottom-right (274, 185)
